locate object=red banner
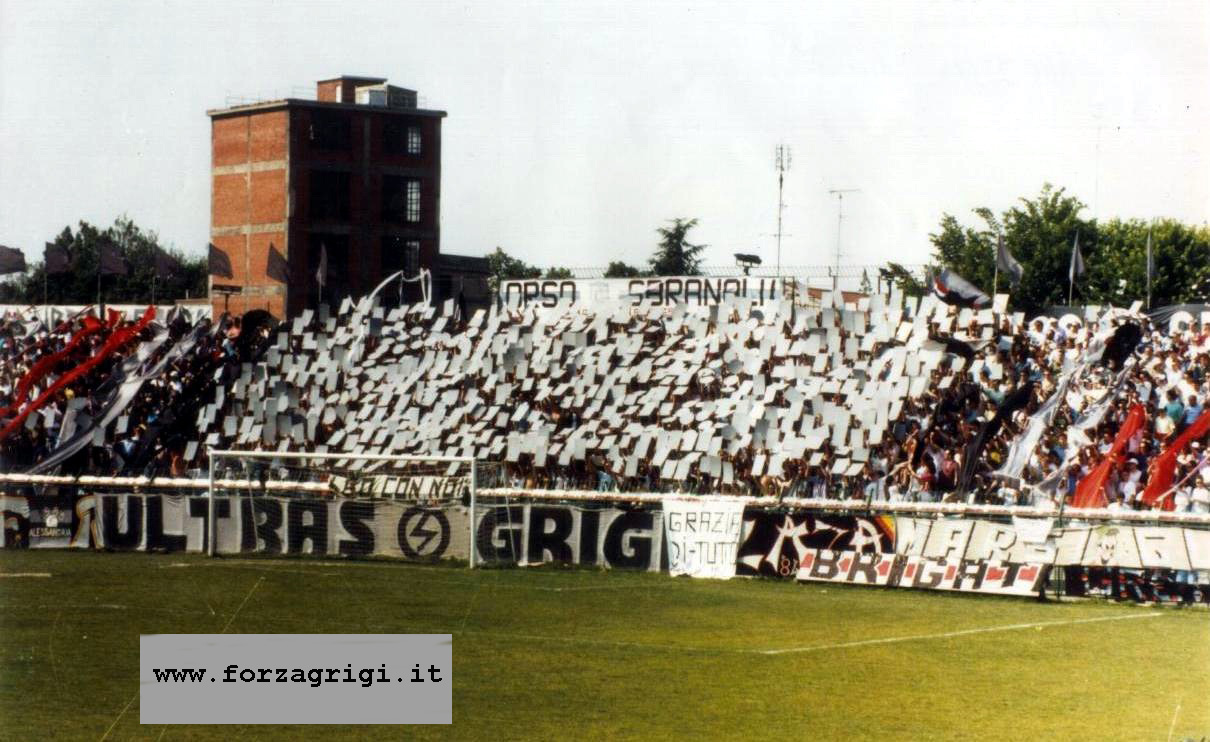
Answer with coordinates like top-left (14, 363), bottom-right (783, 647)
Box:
top-left (0, 313), bottom-right (115, 421)
top-left (0, 307), bottom-right (154, 441)
top-left (1071, 403), bottom-right (1146, 509)
top-left (1140, 408), bottom-right (1210, 510)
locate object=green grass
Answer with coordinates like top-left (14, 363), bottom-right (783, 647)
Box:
top-left (1, 551), bottom-right (1207, 741)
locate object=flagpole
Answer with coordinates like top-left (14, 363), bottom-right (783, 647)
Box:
top-left (1146, 225), bottom-right (1152, 310)
top-left (96, 247), bottom-right (103, 319)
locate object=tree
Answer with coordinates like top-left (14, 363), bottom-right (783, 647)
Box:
top-left (881, 262), bottom-right (927, 298)
top-left (648, 218), bottom-right (706, 276)
top-left (486, 246), bottom-right (541, 290)
top-left (604, 261), bottom-right (645, 278)
top-left (0, 217), bottom-right (205, 305)
top-left (544, 267), bottom-right (574, 279)
top-left (929, 184), bottom-right (1210, 314)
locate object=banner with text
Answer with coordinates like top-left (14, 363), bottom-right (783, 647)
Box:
top-left (795, 549), bottom-right (1048, 596)
top-left (472, 503), bottom-right (665, 571)
top-left (662, 497), bottom-right (745, 579)
top-left (501, 276), bottom-right (805, 309)
top-left (736, 511), bottom-right (897, 579)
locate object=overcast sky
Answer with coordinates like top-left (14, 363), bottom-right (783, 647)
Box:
top-left (1, 1), bottom-right (1206, 278)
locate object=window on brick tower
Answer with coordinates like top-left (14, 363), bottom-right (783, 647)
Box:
top-left (382, 176), bottom-right (421, 224)
top-left (384, 120), bottom-right (422, 155)
top-left (404, 240), bottom-right (420, 276)
top-left (405, 180), bottom-right (421, 223)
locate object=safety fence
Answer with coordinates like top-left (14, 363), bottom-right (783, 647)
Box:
top-left (3, 473), bottom-right (1207, 604)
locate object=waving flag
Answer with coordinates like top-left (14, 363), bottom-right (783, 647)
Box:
top-left (0, 245), bottom-right (27, 275)
top-left (995, 235), bottom-right (1023, 286)
top-left (1071, 403), bottom-right (1146, 509)
top-left (1140, 409), bottom-right (1210, 510)
top-left (208, 243), bottom-right (234, 279)
top-left (931, 268), bottom-right (990, 308)
top-left (1068, 232), bottom-right (1085, 283)
top-left (44, 243), bottom-right (71, 274)
top-left (267, 244), bottom-right (290, 284)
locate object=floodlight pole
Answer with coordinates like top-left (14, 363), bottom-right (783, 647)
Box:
top-left (828, 188), bottom-right (860, 291)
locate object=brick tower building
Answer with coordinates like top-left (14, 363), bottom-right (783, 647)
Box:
top-left (207, 76), bottom-right (447, 319)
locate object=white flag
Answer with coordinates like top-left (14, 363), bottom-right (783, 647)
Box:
top-left (316, 243), bottom-right (328, 289)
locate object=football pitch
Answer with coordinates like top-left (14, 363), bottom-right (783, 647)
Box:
top-left (1, 551), bottom-right (1207, 741)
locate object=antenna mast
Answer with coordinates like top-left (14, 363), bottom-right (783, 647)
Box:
top-left (827, 188), bottom-right (860, 291)
top-left (774, 145), bottom-right (791, 278)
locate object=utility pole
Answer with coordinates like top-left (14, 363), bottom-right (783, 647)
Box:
top-left (774, 145), bottom-right (791, 279)
top-left (827, 188), bottom-right (860, 291)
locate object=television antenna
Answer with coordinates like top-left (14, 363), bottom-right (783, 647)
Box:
top-left (827, 188), bottom-right (860, 290)
top-left (774, 145), bottom-right (791, 278)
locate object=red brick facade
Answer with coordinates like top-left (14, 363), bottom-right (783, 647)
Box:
top-left (208, 77), bottom-right (445, 319)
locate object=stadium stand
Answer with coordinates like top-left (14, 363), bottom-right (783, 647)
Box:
top-left (4, 289), bottom-right (1210, 514)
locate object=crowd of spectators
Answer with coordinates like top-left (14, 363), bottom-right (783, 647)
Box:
top-left (0, 306), bottom-right (263, 479)
top-left (189, 292), bottom-right (1210, 512)
top-left (5, 291), bottom-right (1210, 514)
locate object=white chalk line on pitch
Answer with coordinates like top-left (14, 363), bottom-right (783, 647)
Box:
top-left (464, 611), bottom-right (1167, 657)
top-left (0, 572), bottom-right (52, 578)
top-left (757, 611), bottom-right (1166, 656)
top-left (159, 559), bottom-right (665, 592)
top-left (221, 576), bottom-right (265, 633)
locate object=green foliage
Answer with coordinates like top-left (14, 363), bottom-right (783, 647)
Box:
top-left (485, 246), bottom-right (541, 290)
top-left (544, 267), bottom-right (574, 279)
top-left (881, 262), bottom-right (927, 297)
top-left (604, 261), bottom-right (646, 279)
top-left (0, 217), bottom-right (205, 305)
top-left (928, 184), bottom-right (1210, 314)
top-left (649, 218), bottom-right (706, 276)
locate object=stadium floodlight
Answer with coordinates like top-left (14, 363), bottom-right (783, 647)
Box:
top-left (735, 253), bottom-right (762, 276)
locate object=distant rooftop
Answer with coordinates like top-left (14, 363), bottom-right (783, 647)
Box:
top-left (210, 75), bottom-right (441, 117)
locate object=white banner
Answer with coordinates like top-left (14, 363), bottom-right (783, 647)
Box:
top-left (501, 276), bottom-right (804, 309)
top-left (661, 497), bottom-right (745, 579)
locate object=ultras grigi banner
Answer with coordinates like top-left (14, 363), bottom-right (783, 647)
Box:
top-left (2, 493), bottom-right (471, 561)
top-left (473, 504), bottom-right (665, 571)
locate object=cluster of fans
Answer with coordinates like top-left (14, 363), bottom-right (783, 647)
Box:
top-left (2, 292), bottom-right (1210, 513)
top-left (0, 307), bottom-right (269, 479)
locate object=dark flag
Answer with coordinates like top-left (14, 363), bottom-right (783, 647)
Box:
top-left (99, 240), bottom-right (129, 276)
top-left (928, 334), bottom-right (976, 366)
top-left (0, 245), bottom-right (27, 275)
top-left (44, 243), bottom-right (70, 274)
top-left (956, 381), bottom-right (1035, 493)
top-left (995, 234), bottom-right (1023, 286)
top-left (153, 249), bottom-right (181, 280)
top-left (1102, 322), bottom-right (1142, 370)
top-left (931, 268), bottom-right (990, 308)
top-left (1069, 232), bottom-right (1085, 282)
top-left (208, 243), bottom-right (234, 278)
top-left (266, 244), bottom-right (290, 284)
